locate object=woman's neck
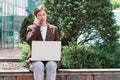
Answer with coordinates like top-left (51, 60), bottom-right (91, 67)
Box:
top-left (40, 22), bottom-right (47, 27)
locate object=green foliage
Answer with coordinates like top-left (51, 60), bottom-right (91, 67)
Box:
top-left (61, 41), bottom-right (120, 68)
top-left (20, 13), bottom-right (34, 42)
top-left (44, 0), bottom-right (119, 46)
top-left (110, 0), bottom-right (120, 10)
top-left (19, 42), bottom-right (30, 67)
top-left (44, 0), bottom-right (84, 45)
top-left (19, 0), bottom-right (120, 68)
top-left (20, 0), bottom-right (119, 47)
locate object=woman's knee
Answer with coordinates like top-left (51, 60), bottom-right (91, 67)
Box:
top-left (31, 61), bottom-right (44, 71)
top-left (46, 61), bottom-right (57, 70)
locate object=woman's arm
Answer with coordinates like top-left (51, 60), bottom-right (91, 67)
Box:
top-left (26, 25), bottom-right (38, 46)
top-left (26, 25), bottom-right (38, 67)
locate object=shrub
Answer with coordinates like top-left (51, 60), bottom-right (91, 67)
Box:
top-left (61, 41), bottom-right (120, 68)
top-left (19, 41), bottom-right (120, 68)
top-left (19, 42), bottom-right (30, 67)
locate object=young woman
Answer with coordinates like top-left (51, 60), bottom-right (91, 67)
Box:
top-left (26, 5), bottom-right (60, 80)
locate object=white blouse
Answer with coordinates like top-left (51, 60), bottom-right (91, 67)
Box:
top-left (40, 26), bottom-right (47, 41)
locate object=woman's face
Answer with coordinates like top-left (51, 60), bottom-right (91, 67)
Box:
top-left (36, 10), bottom-right (47, 24)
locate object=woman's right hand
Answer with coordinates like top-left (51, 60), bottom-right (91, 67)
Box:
top-left (26, 59), bottom-right (31, 68)
top-left (26, 59), bottom-right (31, 64)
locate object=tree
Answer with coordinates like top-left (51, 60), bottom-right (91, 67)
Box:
top-left (20, 13), bottom-right (34, 41)
top-left (81, 0), bottom-right (120, 52)
top-left (44, 0), bottom-right (119, 48)
top-left (44, 0), bottom-right (84, 45)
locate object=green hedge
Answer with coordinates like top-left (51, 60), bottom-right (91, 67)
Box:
top-left (19, 41), bottom-right (120, 68)
top-left (61, 41), bottom-right (120, 68)
top-left (19, 42), bottom-right (30, 67)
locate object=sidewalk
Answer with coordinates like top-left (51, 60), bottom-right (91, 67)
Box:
top-left (0, 48), bottom-right (21, 62)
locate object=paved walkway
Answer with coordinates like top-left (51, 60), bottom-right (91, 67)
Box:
top-left (0, 48), bottom-right (21, 60)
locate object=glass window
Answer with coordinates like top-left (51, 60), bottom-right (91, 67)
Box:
top-left (6, 0), bottom-right (14, 5)
top-left (28, 0), bottom-right (35, 13)
top-left (7, 31), bottom-right (14, 48)
top-left (0, 16), bottom-right (2, 23)
top-left (0, 24), bottom-right (1, 30)
top-left (2, 2), bottom-right (8, 14)
top-left (0, 12), bottom-right (2, 29)
top-left (3, 14), bottom-right (7, 31)
top-left (0, 31), bottom-right (1, 41)
top-left (17, 0), bottom-right (26, 8)
top-left (0, 31), bottom-right (1, 48)
top-left (0, 7), bottom-right (2, 13)
top-left (8, 31), bottom-right (13, 37)
top-left (8, 4), bottom-right (14, 15)
top-left (7, 16), bottom-right (13, 30)
top-left (3, 31), bottom-right (14, 48)
top-left (0, 0), bottom-right (28, 48)
top-left (16, 7), bottom-right (26, 16)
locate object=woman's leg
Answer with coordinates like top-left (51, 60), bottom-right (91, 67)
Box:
top-left (46, 61), bottom-right (57, 80)
top-left (29, 61), bottom-right (44, 80)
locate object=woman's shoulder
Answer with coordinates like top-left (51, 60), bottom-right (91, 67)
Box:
top-left (48, 23), bottom-right (58, 29)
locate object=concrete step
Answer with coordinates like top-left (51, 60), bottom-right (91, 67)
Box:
top-left (0, 49), bottom-right (21, 62)
top-left (0, 62), bottom-right (25, 70)
top-left (0, 59), bottom-right (20, 62)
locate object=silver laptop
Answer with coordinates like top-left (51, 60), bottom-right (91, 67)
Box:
top-left (30, 41), bottom-right (61, 61)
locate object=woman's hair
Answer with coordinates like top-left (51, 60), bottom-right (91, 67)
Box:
top-left (34, 5), bottom-right (48, 16)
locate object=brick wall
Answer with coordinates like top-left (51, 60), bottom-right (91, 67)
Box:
top-left (0, 69), bottom-right (120, 80)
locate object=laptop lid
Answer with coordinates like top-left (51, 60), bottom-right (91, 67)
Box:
top-left (31, 41), bottom-right (61, 61)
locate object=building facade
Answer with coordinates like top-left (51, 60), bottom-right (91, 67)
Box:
top-left (0, 0), bottom-right (41, 49)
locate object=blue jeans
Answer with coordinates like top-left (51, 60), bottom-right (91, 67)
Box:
top-left (29, 61), bottom-right (57, 80)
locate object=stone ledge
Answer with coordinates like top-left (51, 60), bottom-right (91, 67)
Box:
top-left (1, 69), bottom-right (120, 76)
top-left (59, 69), bottom-right (120, 75)
top-left (0, 69), bottom-right (31, 76)
top-left (1, 69), bottom-right (120, 80)
top-left (59, 69), bottom-right (120, 73)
